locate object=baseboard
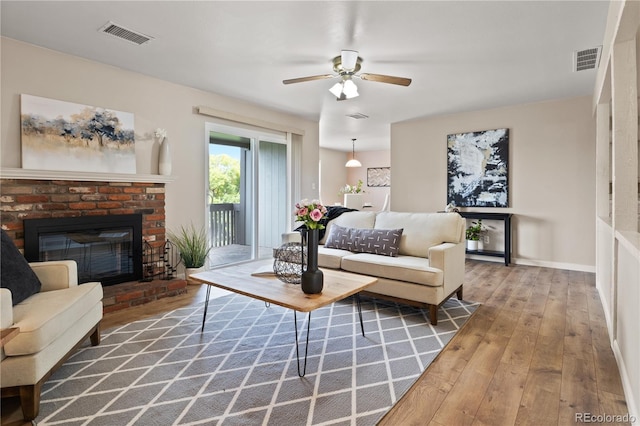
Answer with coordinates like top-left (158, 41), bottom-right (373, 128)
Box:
top-left (465, 255), bottom-right (595, 272)
top-left (513, 257), bottom-right (595, 272)
top-left (612, 339), bottom-right (639, 424)
top-left (595, 281), bottom-right (614, 341)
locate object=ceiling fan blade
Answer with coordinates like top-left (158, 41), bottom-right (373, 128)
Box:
top-left (359, 73), bottom-right (412, 86)
top-left (341, 50), bottom-right (359, 71)
top-left (282, 74), bottom-right (334, 85)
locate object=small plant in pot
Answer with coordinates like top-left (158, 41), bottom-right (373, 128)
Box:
top-left (465, 220), bottom-right (484, 251)
top-left (167, 224), bottom-right (211, 284)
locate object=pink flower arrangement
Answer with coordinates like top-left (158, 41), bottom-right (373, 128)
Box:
top-left (294, 199), bottom-right (328, 230)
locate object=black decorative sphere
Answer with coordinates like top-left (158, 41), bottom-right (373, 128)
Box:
top-left (273, 242), bottom-right (306, 284)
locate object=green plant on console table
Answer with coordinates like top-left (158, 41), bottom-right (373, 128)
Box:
top-left (167, 223), bottom-right (211, 268)
top-left (465, 219), bottom-right (485, 241)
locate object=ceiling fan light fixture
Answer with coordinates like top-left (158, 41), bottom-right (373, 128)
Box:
top-left (343, 79), bottom-right (359, 99)
top-left (329, 79), bottom-right (359, 100)
top-left (345, 138), bottom-right (362, 168)
top-left (329, 81), bottom-right (344, 98)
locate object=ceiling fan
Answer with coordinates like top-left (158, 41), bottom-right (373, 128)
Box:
top-left (283, 50), bottom-right (412, 100)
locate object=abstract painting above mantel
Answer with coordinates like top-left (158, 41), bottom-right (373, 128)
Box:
top-left (20, 94), bottom-right (136, 174)
top-left (447, 128), bottom-right (509, 207)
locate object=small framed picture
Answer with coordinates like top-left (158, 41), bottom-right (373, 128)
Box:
top-left (367, 167), bottom-right (390, 187)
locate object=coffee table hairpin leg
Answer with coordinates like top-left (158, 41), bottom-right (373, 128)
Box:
top-left (293, 293), bottom-right (366, 377)
top-left (201, 285), bottom-right (212, 332)
top-left (293, 311), bottom-right (312, 377)
top-left (201, 285), bottom-right (271, 332)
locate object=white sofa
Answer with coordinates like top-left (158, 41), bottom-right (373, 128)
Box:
top-left (1, 260), bottom-right (103, 421)
top-left (288, 211), bottom-right (466, 324)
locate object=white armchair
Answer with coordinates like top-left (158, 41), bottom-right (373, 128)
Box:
top-left (1, 260), bottom-right (103, 421)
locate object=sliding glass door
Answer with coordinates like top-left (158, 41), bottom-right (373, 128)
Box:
top-left (206, 123), bottom-right (289, 267)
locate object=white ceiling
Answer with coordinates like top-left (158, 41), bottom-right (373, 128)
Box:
top-left (0, 1), bottom-right (609, 152)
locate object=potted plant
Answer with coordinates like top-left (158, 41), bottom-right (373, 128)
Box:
top-left (167, 223), bottom-right (211, 284)
top-left (339, 179), bottom-right (365, 208)
top-left (465, 219), bottom-right (484, 251)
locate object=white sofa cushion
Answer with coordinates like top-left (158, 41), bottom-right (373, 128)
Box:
top-left (341, 253), bottom-right (444, 287)
top-left (374, 212), bottom-right (464, 258)
top-left (318, 246), bottom-right (353, 269)
top-left (5, 282), bottom-right (103, 356)
top-left (320, 211), bottom-right (376, 244)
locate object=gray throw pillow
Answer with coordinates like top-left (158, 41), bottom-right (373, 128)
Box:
top-left (1, 229), bottom-right (42, 305)
top-left (324, 224), bottom-right (403, 257)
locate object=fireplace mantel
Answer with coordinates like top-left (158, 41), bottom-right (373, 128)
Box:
top-left (0, 167), bottom-right (176, 184)
top-left (0, 174), bottom-right (185, 309)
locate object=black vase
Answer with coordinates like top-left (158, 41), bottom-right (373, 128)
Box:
top-left (301, 228), bottom-right (323, 294)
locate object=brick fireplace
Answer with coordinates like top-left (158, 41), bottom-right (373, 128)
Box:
top-left (0, 178), bottom-right (187, 313)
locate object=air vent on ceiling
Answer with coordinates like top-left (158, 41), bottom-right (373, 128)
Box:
top-left (574, 46), bottom-right (601, 72)
top-left (346, 113), bottom-right (369, 120)
top-left (98, 21), bottom-right (154, 45)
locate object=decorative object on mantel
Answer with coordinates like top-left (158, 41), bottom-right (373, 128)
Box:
top-left (447, 128), bottom-right (509, 207)
top-left (167, 223), bottom-right (211, 284)
top-left (367, 167), bottom-right (390, 187)
top-left (20, 94), bottom-right (136, 174)
top-left (155, 128), bottom-right (171, 176)
top-left (294, 199), bottom-right (328, 294)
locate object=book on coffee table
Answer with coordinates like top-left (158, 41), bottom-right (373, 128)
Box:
top-left (250, 263), bottom-right (276, 277)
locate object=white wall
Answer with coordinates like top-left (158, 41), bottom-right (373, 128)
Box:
top-left (0, 37), bottom-right (320, 233)
top-left (345, 150), bottom-right (390, 210)
top-left (320, 148), bottom-right (390, 209)
top-left (391, 96), bottom-right (596, 270)
top-left (319, 148), bottom-right (348, 206)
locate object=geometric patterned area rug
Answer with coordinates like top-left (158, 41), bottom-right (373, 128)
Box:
top-left (37, 293), bottom-right (479, 425)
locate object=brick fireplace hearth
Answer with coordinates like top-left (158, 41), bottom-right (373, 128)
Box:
top-left (0, 178), bottom-right (187, 312)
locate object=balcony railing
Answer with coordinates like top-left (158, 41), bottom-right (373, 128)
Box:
top-left (209, 203), bottom-right (239, 247)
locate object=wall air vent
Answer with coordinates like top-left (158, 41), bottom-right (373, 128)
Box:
top-left (346, 113), bottom-right (369, 120)
top-left (574, 46), bottom-right (601, 71)
top-left (99, 21), bottom-right (154, 45)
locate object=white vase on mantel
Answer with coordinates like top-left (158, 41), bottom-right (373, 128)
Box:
top-left (158, 137), bottom-right (172, 176)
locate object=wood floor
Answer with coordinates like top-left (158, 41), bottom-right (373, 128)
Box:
top-left (381, 260), bottom-right (628, 425)
top-left (1, 260), bottom-right (628, 425)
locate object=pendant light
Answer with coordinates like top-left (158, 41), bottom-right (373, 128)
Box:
top-left (345, 138), bottom-right (362, 168)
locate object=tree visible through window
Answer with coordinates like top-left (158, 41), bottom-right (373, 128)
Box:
top-left (209, 154), bottom-right (240, 204)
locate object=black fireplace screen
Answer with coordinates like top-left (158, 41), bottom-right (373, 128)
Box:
top-left (24, 214), bottom-right (143, 286)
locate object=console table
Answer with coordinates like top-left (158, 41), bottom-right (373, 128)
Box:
top-left (459, 212), bottom-right (512, 266)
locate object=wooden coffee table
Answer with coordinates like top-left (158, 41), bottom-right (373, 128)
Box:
top-left (190, 260), bottom-right (378, 376)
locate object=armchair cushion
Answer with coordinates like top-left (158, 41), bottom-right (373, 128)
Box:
top-left (4, 281), bottom-right (102, 356)
top-left (1, 230), bottom-right (41, 305)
